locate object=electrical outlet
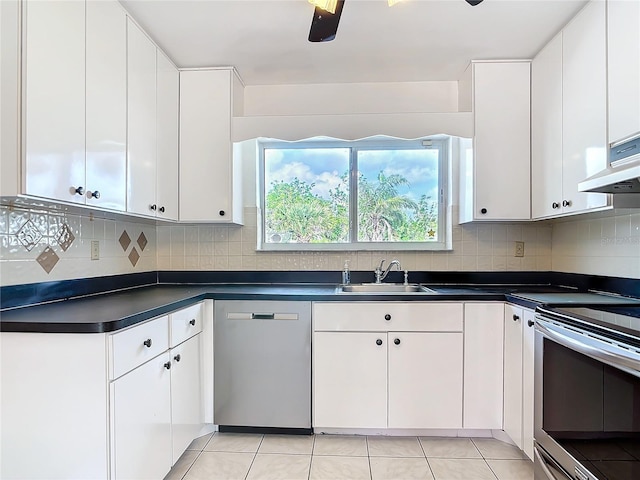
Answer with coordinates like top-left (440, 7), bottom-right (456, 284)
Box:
top-left (514, 241), bottom-right (525, 257)
top-left (91, 240), bottom-right (100, 260)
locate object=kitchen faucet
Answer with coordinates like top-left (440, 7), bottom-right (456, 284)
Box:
top-left (374, 259), bottom-right (402, 283)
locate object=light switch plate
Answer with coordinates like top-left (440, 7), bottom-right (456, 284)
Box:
top-left (91, 240), bottom-right (100, 260)
top-left (514, 241), bottom-right (525, 257)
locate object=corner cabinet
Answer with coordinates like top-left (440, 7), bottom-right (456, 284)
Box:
top-left (607, 0), bottom-right (640, 144)
top-left (313, 302), bottom-right (464, 430)
top-left (459, 61), bottom-right (531, 223)
top-left (531, 0), bottom-right (610, 219)
top-left (179, 68), bottom-right (245, 224)
top-left (0, 302), bottom-right (205, 480)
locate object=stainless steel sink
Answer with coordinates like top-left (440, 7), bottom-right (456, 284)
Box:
top-left (337, 283), bottom-right (438, 294)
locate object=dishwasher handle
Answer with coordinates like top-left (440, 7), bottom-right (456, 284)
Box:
top-left (226, 312), bottom-right (299, 321)
top-left (252, 313), bottom-right (275, 320)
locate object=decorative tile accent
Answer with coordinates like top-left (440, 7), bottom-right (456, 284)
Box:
top-left (16, 219), bottom-right (43, 252)
top-left (55, 223), bottom-right (75, 252)
top-left (119, 230), bottom-right (131, 251)
top-left (137, 232), bottom-right (148, 252)
top-left (128, 247), bottom-right (140, 267)
top-left (36, 246), bottom-right (60, 273)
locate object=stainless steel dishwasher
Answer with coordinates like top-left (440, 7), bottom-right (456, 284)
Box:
top-left (214, 300), bottom-right (312, 433)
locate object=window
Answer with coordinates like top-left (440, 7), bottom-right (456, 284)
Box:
top-left (258, 137), bottom-right (449, 250)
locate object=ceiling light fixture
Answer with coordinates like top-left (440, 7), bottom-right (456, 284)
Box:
top-left (308, 0), bottom-right (338, 14)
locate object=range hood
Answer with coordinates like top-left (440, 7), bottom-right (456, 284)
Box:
top-left (579, 135), bottom-right (640, 197)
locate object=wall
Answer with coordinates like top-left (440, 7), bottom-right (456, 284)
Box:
top-left (552, 210), bottom-right (640, 279)
top-left (0, 204), bottom-right (156, 286)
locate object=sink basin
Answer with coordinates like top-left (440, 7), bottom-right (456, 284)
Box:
top-left (337, 283), bottom-right (438, 294)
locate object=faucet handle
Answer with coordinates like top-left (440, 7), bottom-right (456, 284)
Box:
top-left (376, 259), bottom-right (386, 271)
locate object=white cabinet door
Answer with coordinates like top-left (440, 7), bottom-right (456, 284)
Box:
top-left (313, 332), bottom-right (387, 429)
top-left (463, 303), bottom-right (504, 429)
top-left (111, 352), bottom-right (172, 480)
top-left (388, 332), bottom-right (463, 429)
top-left (170, 335), bottom-right (203, 464)
top-left (531, 33), bottom-right (563, 219)
top-left (472, 62), bottom-right (531, 221)
top-left (127, 19), bottom-right (157, 217)
top-left (522, 309), bottom-right (536, 461)
top-left (503, 304), bottom-right (524, 449)
top-left (607, 0), bottom-right (640, 144)
top-left (562, 0), bottom-right (609, 214)
top-left (85, 0), bottom-right (126, 211)
top-left (179, 69), bottom-right (243, 223)
top-left (156, 50), bottom-right (179, 221)
top-left (24, 0), bottom-right (86, 204)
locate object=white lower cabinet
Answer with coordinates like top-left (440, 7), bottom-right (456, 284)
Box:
top-left (312, 302), bottom-right (463, 430)
top-left (0, 302), bottom-right (205, 480)
top-left (503, 303), bottom-right (535, 460)
top-left (110, 352), bottom-right (172, 480)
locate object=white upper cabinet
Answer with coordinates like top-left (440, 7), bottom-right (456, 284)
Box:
top-left (156, 51), bottom-right (180, 221)
top-left (459, 61), bottom-right (531, 223)
top-left (179, 68), bottom-right (244, 224)
top-left (562, 0), bottom-right (609, 214)
top-left (85, 0), bottom-right (127, 211)
top-left (531, 0), bottom-right (610, 219)
top-left (23, 0), bottom-right (86, 204)
top-left (607, 0), bottom-right (640, 144)
top-left (127, 19), bottom-right (158, 217)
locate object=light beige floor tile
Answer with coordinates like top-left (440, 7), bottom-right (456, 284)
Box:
top-left (247, 454), bottom-right (311, 480)
top-left (187, 433), bottom-right (214, 451)
top-left (309, 455), bottom-right (371, 480)
top-left (486, 459), bottom-right (534, 480)
top-left (420, 438), bottom-right (482, 458)
top-left (204, 432), bottom-right (264, 453)
top-left (370, 457), bottom-right (434, 480)
top-left (313, 435), bottom-right (368, 456)
top-left (164, 450), bottom-right (199, 480)
top-left (183, 452), bottom-right (254, 480)
top-left (428, 458), bottom-right (497, 480)
top-left (258, 434), bottom-right (314, 455)
top-left (368, 436), bottom-right (425, 457)
top-left (472, 438), bottom-right (527, 460)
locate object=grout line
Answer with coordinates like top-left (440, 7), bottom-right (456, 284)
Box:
top-left (244, 434), bottom-right (264, 480)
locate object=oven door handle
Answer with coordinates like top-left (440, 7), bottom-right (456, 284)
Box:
top-left (536, 317), bottom-right (640, 379)
top-left (534, 447), bottom-right (572, 480)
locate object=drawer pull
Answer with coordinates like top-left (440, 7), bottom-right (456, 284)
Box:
top-left (384, 314), bottom-right (391, 321)
top-left (376, 339), bottom-right (383, 346)
top-left (528, 320), bottom-right (535, 327)
top-left (394, 338), bottom-right (401, 345)
top-left (189, 319), bottom-right (196, 326)
top-left (143, 338), bottom-right (152, 348)
top-left (164, 362), bottom-right (171, 370)
top-left (513, 314), bottom-right (520, 321)
top-left (174, 354), bottom-right (181, 362)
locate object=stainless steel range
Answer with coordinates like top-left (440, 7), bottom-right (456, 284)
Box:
top-left (534, 304), bottom-right (640, 480)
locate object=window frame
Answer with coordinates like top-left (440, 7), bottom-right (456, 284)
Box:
top-left (257, 137), bottom-right (451, 251)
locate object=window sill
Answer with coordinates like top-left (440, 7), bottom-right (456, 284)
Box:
top-left (257, 242), bottom-right (452, 252)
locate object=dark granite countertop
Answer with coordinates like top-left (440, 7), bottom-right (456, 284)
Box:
top-left (1, 281), bottom-right (620, 334)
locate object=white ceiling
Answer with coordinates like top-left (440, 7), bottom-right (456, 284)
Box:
top-left (120, 0), bottom-right (588, 86)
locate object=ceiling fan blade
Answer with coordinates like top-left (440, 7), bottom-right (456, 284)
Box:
top-left (465, 0), bottom-right (484, 5)
top-left (308, 0), bottom-right (345, 42)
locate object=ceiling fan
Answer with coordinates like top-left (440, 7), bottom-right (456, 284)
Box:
top-left (309, 0), bottom-right (484, 43)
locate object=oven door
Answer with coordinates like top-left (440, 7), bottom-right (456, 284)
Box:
top-left (535, 316), bottom-right (640, 480)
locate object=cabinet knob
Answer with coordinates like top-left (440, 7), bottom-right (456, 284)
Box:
top-left (528, 320), bottom-right (535, 327)
top-left (164, 362), bottom-right (171, 370)
top-left (562, 200), bottom-right (572, 207)
top-left (219, 210), bottom-right (226, 216)
top-left (394, 338), bottom-right (401, 345)
top-left (384, 314), bottom-right (391, 321)
top-left (88, 190), bottom-right (100, 199)
top-left (159, 206), bottom-right (165, 213)
top-left (189, 319), bottom-right (196, 326)
top-left (143, 338), bottom-right (152, 348)
top-left (552, 202), bottom-right (560, 209)
top-left (174, 354), bottom-right (181, 362)
top-left (513, 314), bottom-right (520, 321)
top-left (376, 339), bottom-right (383, 346)
top-left (73, 186), bottom-right (84, 196)
top-left (480, 208), bottom-right (488, 214)
top-left (150, 204), bottom-right (157, 211)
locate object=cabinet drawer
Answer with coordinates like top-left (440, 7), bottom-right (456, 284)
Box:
top-left (313, 303), bottom-right (463, 332)
top-left (170, 302), bottom-right (203, 347)
top-left (110, 316), bottom-right (169, 379)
